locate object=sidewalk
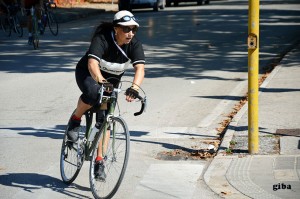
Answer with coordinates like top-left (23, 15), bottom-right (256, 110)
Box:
top-left (204, 43), bottom-right (300, 199)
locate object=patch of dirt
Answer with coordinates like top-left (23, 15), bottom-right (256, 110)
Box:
top-left (56, 1), bottom-right (118, 11)
top-left (157, 149), bottom-right (215, 160)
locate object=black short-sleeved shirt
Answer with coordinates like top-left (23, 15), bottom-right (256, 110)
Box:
top-left (77, 28), bottom-right (145, 77)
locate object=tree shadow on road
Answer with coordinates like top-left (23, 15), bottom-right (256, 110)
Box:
top-left (1, 0), bottom-right (299, 78)
top-left (0, 125), bottom-right (65, 139)
top-left (130, 130), bottom-right (216, 154)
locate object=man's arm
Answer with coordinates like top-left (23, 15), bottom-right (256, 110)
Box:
top-left (132, 63), bottom-right (145, 89)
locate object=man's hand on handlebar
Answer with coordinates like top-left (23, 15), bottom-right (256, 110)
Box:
top-left (125, 87), bottom-right (139, 102)
top-left (99, 79), bottom-right (114, 93)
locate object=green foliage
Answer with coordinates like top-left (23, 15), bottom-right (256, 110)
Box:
top-left (225, 148), bottom-right (232, 154)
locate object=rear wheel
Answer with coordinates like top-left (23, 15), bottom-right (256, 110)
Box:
top-left (90, 117), bottom-right (130, 199)
top-left (1, 16), bottom-right (11, 37)
top-left (60, 111), bottom-right (89, 184)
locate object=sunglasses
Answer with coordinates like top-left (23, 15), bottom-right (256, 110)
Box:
top-left (119, 25), bottom-right (138, 34)
top-left (114, 15), bottom-right (137, 23)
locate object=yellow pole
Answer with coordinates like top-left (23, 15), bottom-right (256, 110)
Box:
top-left (248, 0), bottom-right (259, 154)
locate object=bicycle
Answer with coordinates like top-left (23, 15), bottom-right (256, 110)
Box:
top-left (40, 0), bottom-right (58, 36)
top-left (60, 80), bottom-right (147, 199)
top-left (0, 4), bottom-right (23, 37)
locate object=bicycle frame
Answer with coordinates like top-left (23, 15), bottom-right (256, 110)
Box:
top-left (83, 88), bottom-right (119, 161)
top-left (82, 81), bottom-right (146, 161)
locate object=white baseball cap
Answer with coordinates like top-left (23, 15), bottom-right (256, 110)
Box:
top-left (113, 10), bottom-right (139, 27)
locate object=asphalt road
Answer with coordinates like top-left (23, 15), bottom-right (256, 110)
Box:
top-left (0, 0), bottom-right (299, 198)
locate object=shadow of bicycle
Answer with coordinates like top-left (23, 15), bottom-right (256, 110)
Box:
top-left (0, 173), bottom-right (91, 198)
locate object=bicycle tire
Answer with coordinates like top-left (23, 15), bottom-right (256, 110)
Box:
top-left (13, 15), bottom-right (23, 37)
top-left (1, 17), bottom-right (11, 37)
top-left (60, 111), bottom-right (89, 184)
top-left (32, 35), bottom-right (39, 49)
top-left (47, 11), bottom-right (58, 36)
top-left (89, 116), bottom-right (130, 199)
top-left (32, 19), bottom-right (39, 49)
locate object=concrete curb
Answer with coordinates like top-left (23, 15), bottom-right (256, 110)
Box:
top-left (204, 156), bottom-right (251, 198)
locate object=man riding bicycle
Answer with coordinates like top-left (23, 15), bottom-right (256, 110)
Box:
top-left (21, 0), bottom-right (43, 44)
top-left (67, 10), bottom-right (145, 181)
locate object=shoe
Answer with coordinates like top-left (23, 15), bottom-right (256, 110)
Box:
top-left (28, 36), bottom-right (33, 45)
top-left (67, 126), bottom-right (80, 142)
top-left (94, 161), bottom-right (106, 181)
top-left (67, 118), bottom-right (81, 142)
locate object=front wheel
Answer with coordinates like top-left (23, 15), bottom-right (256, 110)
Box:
top-left (14, 16), bottom-right (23, 37)
top-left (90, 117), bottom-right (130, 199)
top-left (47, 11), bottom-right (58, 36)
top-left (32, 19), bottom-right (39, 50)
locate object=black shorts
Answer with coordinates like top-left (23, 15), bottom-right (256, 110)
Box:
top-left (75, 66), bottom-right (122, 106)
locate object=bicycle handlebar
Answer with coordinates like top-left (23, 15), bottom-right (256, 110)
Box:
top-left (98, 84), bottom-right (146, 116)
top-left (134, 95), bottom-right (147, 116)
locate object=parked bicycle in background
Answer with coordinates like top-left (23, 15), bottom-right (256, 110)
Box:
top-left (0, 1), bottom-right (23, 37)
top-left (40, 0), bottom-right (58, 36)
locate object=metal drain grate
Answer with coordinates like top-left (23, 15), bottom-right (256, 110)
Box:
top-left (275, 129), bottom-right (300, 137)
